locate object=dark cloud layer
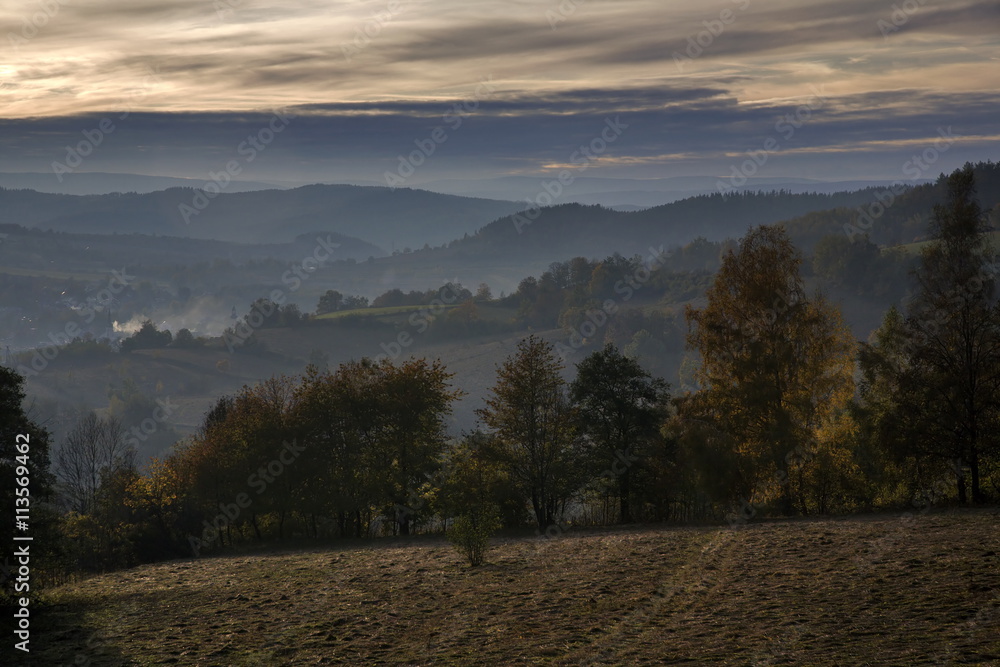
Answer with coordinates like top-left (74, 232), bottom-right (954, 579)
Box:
top-left (0, 0), bottom-right (996, 183)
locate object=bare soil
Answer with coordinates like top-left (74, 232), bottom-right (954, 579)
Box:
top-left (36, 508), bottom-right (1000, 665)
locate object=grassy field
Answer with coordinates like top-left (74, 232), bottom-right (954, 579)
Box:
top-left (36, 508), bottom-right (999, 665)
top-left (314, 304), bottom-right (457, 320)
top-left (892, 230), bottom-right (1000, 256)
top-left (0, 265), bottom-right (110, 281)
top-left (313, 303), bottom-right (518, 323)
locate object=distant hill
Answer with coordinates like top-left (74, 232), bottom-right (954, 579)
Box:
top-left (0, 223), bottom-right (385, 271)
top-left (450, 190), bottom-right (886, 261)
top-left (0, 171), bottom-right (288, 195)
top-left (779, 161), bottom-right (1000, 249)
top-left (0, 184), bottom-right (525, 249)
top-left (421, 175), bottom-right (934, 208)
top-left (445, 162), bottom-right (1000, 261)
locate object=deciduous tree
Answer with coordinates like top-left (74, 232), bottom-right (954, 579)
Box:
top-left (684, 225), bottom-right (856, 513)
top-left (477, 335), bottom-right (581, 529)
top-left (570, 343), bottom-right (670, 523)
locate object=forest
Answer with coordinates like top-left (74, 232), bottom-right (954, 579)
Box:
top-left (2, 165), bottom-right (998, 593)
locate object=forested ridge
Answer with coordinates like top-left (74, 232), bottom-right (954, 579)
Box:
top-left (2, 164), bottom-right (999, 593)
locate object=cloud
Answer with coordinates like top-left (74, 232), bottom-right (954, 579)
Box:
top-left (0, 0), bottom-right (995, 183)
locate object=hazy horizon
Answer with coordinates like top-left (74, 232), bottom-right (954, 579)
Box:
top-left (2, 0), bottom-right (997, 187)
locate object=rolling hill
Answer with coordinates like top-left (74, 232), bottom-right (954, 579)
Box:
top-left (0, 184), bottom-right (526, 249)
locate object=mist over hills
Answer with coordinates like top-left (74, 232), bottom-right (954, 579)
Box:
top-left (439, 164), bottom-right (1000, 262)
top-left (0, 224), bottom-right (385, 269)
top-left (4, 172), bottom-right (983, 266)
top-left (3, 161), bottom-right (999, 492)
top-left (0, 171), bottom-right (290, 196)
top-left (448, 190), bottom-right (892, 261)
top-left (422, 175), bottom-right (936, 209)
top-left (4, 166), bottom-right (998, 311)
top-left (0, 184), bottom-right (526, 250)
top-left (0, 170), bottom-right (940, 206)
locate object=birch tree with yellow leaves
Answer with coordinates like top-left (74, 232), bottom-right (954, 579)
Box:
top-left (684, 225), bottom-right (857, 514)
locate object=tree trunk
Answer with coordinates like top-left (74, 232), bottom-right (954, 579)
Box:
top-left (619, 471), bottom-right (632, 524)
top-left (797, 467), bottom-right (808, 516)
top-left (531, 492), bottom-right (545, 530)
top-left (970, 444), bottom-right (984, 504)
top-left (779, 486), bottom-right (795, 516)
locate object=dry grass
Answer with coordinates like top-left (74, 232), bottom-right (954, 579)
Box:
top-left (37, 508), bottom-right (1000, 665)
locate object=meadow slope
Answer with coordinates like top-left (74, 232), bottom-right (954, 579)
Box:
top-left (37, 509), bottom-right (1000, 665)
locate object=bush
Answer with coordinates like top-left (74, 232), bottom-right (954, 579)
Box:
top-left (170, 328), bottom-right (202, 348)
top-left (120, 320), bottom-right (172, 353)
top-left (448, 505), bottom-right (501, 567)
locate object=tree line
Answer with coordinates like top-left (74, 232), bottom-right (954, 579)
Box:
top-left (2, 165), bottom-right (998, 586)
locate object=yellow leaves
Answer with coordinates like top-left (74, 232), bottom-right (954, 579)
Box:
top-left (125, 458), bottom-right (183, 512)
top-left (683, 225), bottom-right (862, 511)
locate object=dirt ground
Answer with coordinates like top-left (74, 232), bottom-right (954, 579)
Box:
top-left (35, 508), bottom-right (1000, 665)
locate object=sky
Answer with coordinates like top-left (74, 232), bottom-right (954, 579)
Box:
top-left (1, 0), bottom-right (998, 189)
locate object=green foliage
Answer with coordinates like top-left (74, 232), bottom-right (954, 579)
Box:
top-left (448, 505), bottom-right (501, 567)
top-left (169, 328), bottom-right (202, 348)
top-left (811, 234), bottom-right (912, 298)
top-left (120, 320), bottom-right (172, 352)
top-left (372, 283), bottom-right (472, 309)
top-left (570, 343), bottom-right (670, 523)
top-left (857, 164), bottom-right (1000, 504)
top-left (0, 367), bottom-right (57, 603)
top-left (31, 164), bottom-right (1000, 584)
top-left (438, 432), bottom-right (524, 528)
top-left (476, 335), bottom-right (582, 529)
top-left (316, 289), bottom-right (344, 314)
top-left (59, 511), bottom-right (137, 573)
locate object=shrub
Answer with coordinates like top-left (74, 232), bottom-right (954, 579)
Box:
top-left (448, 505), bottom-right (501, 567)
top-left (120, 320), bottom-right (172, 353)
